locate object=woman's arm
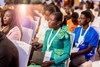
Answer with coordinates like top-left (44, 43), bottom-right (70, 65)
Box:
top-left (54, 36), bottom-right (71, 64)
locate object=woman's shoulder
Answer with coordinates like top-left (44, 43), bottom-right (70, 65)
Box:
top-left (9, 26), bottom-right (21, 34)
top-left (57, 26), bottom-right (70, 39)
top-left (11, 26), bottom-right (20, 31)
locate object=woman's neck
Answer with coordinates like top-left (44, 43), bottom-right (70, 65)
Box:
top-left (53, 26), bottom-right (60, 30)
top-left (82, 24), bottom-right (89, 30)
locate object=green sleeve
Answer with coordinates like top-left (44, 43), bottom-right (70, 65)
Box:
top-left (54, 35), bottom-right (71, 64)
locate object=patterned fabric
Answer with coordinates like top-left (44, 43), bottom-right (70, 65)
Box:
top-left (42, 25), bottom-right (71, 67)
top-left (28, 64), bottom-right (41, 67)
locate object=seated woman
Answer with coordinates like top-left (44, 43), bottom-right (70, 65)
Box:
top-left (0, 9), bottom-right (22, 41)
top-left (69, 10), bottom-right (99, 67)
top-left (41, 12), bottom-right (71, 67)
top-left (28, 12), bottom-right (71, 67)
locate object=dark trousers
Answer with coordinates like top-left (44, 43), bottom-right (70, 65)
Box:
top-left (69, 55), bottom-right (87, 67)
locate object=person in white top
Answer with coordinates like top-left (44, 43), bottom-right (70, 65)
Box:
top-left (91, 16), bottom-right (100, 39)
top-left (32, 4), bottom-right (56, 49)
top-left (91, 16), bottom-right (100, 56)
top-left (74, 2), bottom-right (85, 16)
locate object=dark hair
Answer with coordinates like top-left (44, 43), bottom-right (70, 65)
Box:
top-left (71, 12), bottom-right (79, 19)
top-left (67, 5), bottom-right (72, 8)
top-left (0, 8), bottom-right (3, 17)
top-left (81, 10), bottom-right (92, 21)
top-left (1, 9), bottom-right (22, 37)
top-left (86, 1), bottom-right (94, 9)
top-left (86, 1), bottom-right (91, 6)
top-left (5, 2), bottom-right (12, 5)
top-left (44, 4), bottom-right (56, 14)
top-left (52, 12), bottom-right (66, 26)
top-left (54, 5), bottom-right (61, 12)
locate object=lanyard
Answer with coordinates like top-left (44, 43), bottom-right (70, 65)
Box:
top-left (47, 28), bottom-right (61, 51)
top-left (76, 26), bottom-right (90, 47)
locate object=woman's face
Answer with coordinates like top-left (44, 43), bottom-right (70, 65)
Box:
top-left (3, 11), bottom-right (12, 25)
top-left (48, 14), bottom-right (58, 29)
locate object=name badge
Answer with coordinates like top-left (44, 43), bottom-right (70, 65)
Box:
top-left (78, 36), bottom-right (84, 43)
top-left (43, 51), bottom-right (52, 62)
top-left (71, 47), bottom-right (79, 53)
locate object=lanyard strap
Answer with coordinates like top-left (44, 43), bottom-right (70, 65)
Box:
top-left (47, 28), bottom-right (61, 51)
top-left (79, 26), bottom-right (90, 38)
top-left (76, 26), bottom-right (90, 47)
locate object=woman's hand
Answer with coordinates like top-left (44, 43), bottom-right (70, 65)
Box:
top-left (42, 60), bottom-right (54, 67)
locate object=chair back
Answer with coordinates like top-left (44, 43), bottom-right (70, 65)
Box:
top-left (12, 40), bottom-right (32, 67)
top-left (21, 27), bottom-right (33, 44)
top-left (65, 32), bottom-right (75, 67)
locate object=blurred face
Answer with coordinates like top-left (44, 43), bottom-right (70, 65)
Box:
top-left (79, 14), bottom-right (88, 26)
top-left (48, 14), bottom-right (58, 29)
top-left (79, 3), bottom-right (83, 9)
top-left (65, 7), bottom-right (71, 15)
top-left (3, 11), bottom-right (12, 25)
top-left (85, 3), bottom-right (90, 9)
top-left (44, 10), bottom-right (51, 21)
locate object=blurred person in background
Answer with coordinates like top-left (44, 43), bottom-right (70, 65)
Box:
top-left (74, 2), bottom-right (85, 16)
top-left (67, 12), bottom-right (79, 32)
top-left (0, 9), bottom-right (22, 41)
top-left (32, 4), bottom-right (56, 49)
top-left (64, 5), bottom-right (73, 20)
top-left (3, 2), bottom-right (14, 10)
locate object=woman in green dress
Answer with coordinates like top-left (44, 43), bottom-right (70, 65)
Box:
top-left (42, 12), bottom-right (71, 67)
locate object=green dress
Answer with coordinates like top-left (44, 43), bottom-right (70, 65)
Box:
top-left (42, 26), bottom-right (71, 67)
top-left (28, 26), bottom-right (71, 67)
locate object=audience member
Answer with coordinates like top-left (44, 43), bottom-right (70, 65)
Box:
top-left (32, 4), bottom-right (56, 48)
top-left (41, 12), bottom-right (71, 67)
top-left (1, 9), bottom-right (22, 41)
top-left (0, 31), bottom-right (19, 67)
top-left (69, 10), bottom-right (99, 67)
top-left (74, 2), bottom-right (84, 16)
top-left (64, 5), bottom-right (73, 21)
top-left (67, 12), bottom-right (79, 32)
top-left (3, 2), bottom-right (14, 10)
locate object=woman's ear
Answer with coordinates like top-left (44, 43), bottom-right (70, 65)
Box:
top-left (57, 21), bottom-right (62, 26)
